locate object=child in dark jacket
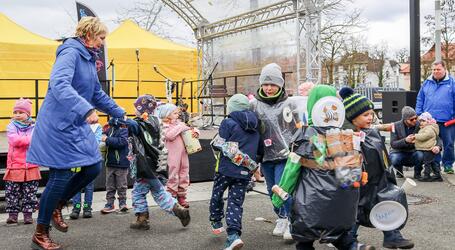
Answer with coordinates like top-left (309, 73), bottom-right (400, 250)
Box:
top-left (127, 94), bottom-right (190, 230)
top-left (100, 118), bottom-right (130, 213)
top-left (340, 88), bottom-right (413, 250)
top-left (209, 94), bottom-right (262, 250)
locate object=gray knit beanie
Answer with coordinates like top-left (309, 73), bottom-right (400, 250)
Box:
top-left (259, 63), bottom-right (284, 88)
top-left (227, 94), bottom-right (250, 114)
top-left (401, 106), bottom-right (417, 120)
top-left (158, 103), bottom-right (178, 119)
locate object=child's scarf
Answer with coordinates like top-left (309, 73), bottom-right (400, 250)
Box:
top-left (12, 117), bottom-right (34, 131)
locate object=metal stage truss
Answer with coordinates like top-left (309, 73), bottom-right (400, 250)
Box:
top-left (161, 0), bottom-right (323, 84)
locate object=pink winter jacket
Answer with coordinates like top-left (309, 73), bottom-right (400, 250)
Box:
top-left (6, 121), bottom-right (39, 170)
top-left (163, 121), bottom-right (190, 155)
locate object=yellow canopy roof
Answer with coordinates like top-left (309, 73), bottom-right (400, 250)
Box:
top-left (107, 20), bottom-right (194, 51)
top-left (0, 13), bottom-right (59, 46)
top-left (106, 20), bottom-right (198, 113)
top-left (0, 13), bottom-right (59, 79)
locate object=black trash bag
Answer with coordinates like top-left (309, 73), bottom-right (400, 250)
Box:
top-left (290, 126), bottom-right (359, 244)
top-left (357, 128), bottom-right (408, 229)
top-left (130, 117), bottom-right (167, 179)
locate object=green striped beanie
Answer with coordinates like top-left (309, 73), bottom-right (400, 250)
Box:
top-left (341, 90), bottom-right (374, 122)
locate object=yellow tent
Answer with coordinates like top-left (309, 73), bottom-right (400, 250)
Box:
top-left (0, 13), bottom-right (59, 129)
top-left (106, 20), bottom-right (198, 114)
top-left (0, 16), bottom-right (198, 130)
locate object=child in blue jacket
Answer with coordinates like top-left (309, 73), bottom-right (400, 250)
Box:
top-left (100, 118), bottom-right (130, 213)
top-left (209, 94), bottom-right (262, 250)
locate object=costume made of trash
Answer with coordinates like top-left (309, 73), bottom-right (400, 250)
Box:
top-left (250, 88), bottom-right (300, 162)
top-left (272, 85), bottom-right (362, 246)
top-left (356, 127), bottom-right (408, 229)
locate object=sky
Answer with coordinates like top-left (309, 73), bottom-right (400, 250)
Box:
top-left (0, 0), bottom-right (437, 53)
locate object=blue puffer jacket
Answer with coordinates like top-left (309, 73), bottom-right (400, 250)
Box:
top-left (217, 110), bottom-right (262, 180)
top-left (416, 74), bottom-right (455, 122)
top-left (105, 118), bottom-right (129, 168)
top-left (26, 38), bottom-right (125, 169)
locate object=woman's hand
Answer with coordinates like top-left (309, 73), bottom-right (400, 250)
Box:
top-left (86, 111), bottom-right (99, 124)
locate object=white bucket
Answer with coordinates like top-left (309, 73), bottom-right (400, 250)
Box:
top-left (401, 178), bottom-right (417, 192)
top-left (369, 201), bottom-right (407, 231)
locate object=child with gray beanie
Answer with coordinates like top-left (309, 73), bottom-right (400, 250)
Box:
top-left (209, 94), bottom-right (262, 250)
top-left (250, 63), bottom-right (299, 240)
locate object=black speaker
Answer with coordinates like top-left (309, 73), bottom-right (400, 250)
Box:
top-left (382, 91), bottom-right (417, 123)
top-left (189, 139), bottom-right (216, 182)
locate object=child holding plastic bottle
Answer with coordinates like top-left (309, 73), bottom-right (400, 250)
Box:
top-left (209, 94), bottom-right (262, 250)
top-left (250, 63), bottom-right (299, 239)
top-left (159, 103), bottom-right (199, 208)
top-left (4, 98), bottom-right (41, 225)
top-left (127, 95), bottom-right (190, 230)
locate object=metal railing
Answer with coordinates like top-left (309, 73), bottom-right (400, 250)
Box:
top-left (0, 71), bottom-right (293, 125)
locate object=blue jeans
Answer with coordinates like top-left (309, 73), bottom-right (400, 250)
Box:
top-left (131, 178), bottom-right (176, 214)
top-left (71, 180), bottom-right (94, 206)
top-left (436, 122), bottom-right (455, 168)
top-left (261, 160), bottom-right (292, 218)
top-left (389, 151), bottom-right (424, 175)
top-left (37, 162), bottom-right (101, 225)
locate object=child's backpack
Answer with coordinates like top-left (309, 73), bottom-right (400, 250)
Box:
top-left (128, 116), bottom-right (167, 179)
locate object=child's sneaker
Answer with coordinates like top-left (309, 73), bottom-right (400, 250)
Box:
top-left (272, 218), bottom-right (288, 236)
top-left (82, 203), bottom-right (92, 218)
top-left (283, 223), bottom-right (293, 240)
top-left (444, 166), bottom-right (454, 174)
top-left (6, 213), bottom-right (18, 225)
top-left (23, 212), bottom-right (34, 224)
top-left (211, 221), bottom-right (225, 235)
top-left (119, 203), bottom-right (129, 212)
top-left (223, 233), bottom-right (244, 250)
top-left (70, 203), bottom-right (81, 219)
top-left (100, 204), bottom-right (115, 214)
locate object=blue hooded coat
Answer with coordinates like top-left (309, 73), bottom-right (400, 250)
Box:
top-left (217, 110), bottom-right (262, 180)
top-left (416, 74), bottom-right (455, 122)
top-left (27, 38), bottom-right (124, 169)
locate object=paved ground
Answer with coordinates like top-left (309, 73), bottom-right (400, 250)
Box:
top-left (0, 170), bottom-right (455, 250)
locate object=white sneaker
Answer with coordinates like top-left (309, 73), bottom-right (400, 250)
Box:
top-left (283, 222), bottom-right (293, 240)
top-left (273, 218), bottom-right (288, 236)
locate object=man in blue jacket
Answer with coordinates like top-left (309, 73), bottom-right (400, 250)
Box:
top-left (416, 60), bottom-right (455, 174)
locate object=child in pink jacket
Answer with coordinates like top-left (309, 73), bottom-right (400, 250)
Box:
top-left (4, 98), bottom-right (41, 224)
top-left (159, 103), bottom-right (198, 208)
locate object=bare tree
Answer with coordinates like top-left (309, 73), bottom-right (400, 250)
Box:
top-left (320, 8), bottom-right (365, 84)
top-left (339, 35), bottom-right (369, 87)
top-left (394, 48), bottom-right (409, 63)
top-left (369, 44), bottom-right (388, 87)
top-left (422, 0), bottom-right (455, 71)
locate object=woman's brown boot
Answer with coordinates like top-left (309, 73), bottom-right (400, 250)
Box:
top-left (31, 224), bottom-right (62, 250)
top-left (51, 201), bottom-right (68, 232)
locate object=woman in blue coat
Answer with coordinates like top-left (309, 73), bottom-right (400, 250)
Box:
top-left (27, 17), bottom-right (125, 250)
